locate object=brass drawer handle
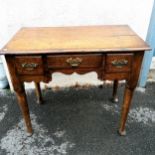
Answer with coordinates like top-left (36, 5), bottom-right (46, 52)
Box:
top-left (111, 59), bottom-right (128, 68)
top-left (66, 57), bottom-right (82, 67)
top-left (21, 63), bottom-right (38, 70)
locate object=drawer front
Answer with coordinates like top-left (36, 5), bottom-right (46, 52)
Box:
top-left (105, 53), bottom-right (133, 73)
top-left (47, 54), bottom-right (103, 69)
top-left (15, 56), bottom-right (44, 75)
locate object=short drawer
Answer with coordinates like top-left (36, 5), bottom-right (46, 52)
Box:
top-left (15, 56), bottom-right (44, 75)
top-left (47, 54), bottom-right (103, 69)
top-left (105, 53), bottom-right (133, 73)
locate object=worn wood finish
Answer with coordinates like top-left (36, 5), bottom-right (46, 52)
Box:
top-left (34, 82), bottom-right (43, 104)
top-left (112, 80), bottom-right (119, 103)
top-left (1, 25), bottom-right (150, 54)
top-left (1, 26), bottom-right (150, 135)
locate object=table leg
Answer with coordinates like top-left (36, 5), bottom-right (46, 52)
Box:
top-left (34, 82), bottom-right (43, 104)
top-left (118, 52), bottom-right (144, 136)
top-left (15, 84), bottom-right (33, 134)
top-left (112, 80), bottom-right (119, 103)
top-left (118, 85), bottom-right (134, 136)
top-left (6, 56), bottom-right (33, 134)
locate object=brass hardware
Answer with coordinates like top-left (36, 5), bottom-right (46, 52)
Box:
top-left (66, 57), bottom-right (82, 67)
top-left (22, 63), bottom-right (38, 70)
top-left (111, 59), bottom-right (128, 68)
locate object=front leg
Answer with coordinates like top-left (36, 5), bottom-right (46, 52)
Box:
top-left (118, 85), bottom-right (134, 136)
top-left (6, 56), bottom-right (33, 135)
top-left (118, 51), bottom-right (144, 136)
top-left (15, 83), bottom-right (33, 135)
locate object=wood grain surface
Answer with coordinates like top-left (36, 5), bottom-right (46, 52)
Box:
top-left (1, 25), bottom-right (150, 54)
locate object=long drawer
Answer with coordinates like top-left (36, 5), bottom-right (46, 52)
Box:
top-left (47, 54), bottom-right (103, 69)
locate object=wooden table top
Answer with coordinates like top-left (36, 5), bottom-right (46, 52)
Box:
top-left (1, 25), bottom-right (150, 55)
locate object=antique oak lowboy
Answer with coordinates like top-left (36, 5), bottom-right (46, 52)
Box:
top-left (0, 25), bottom-right (150, 136)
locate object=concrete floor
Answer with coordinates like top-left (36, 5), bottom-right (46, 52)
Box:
top-left (0, 83), bottom-right (155, 155)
